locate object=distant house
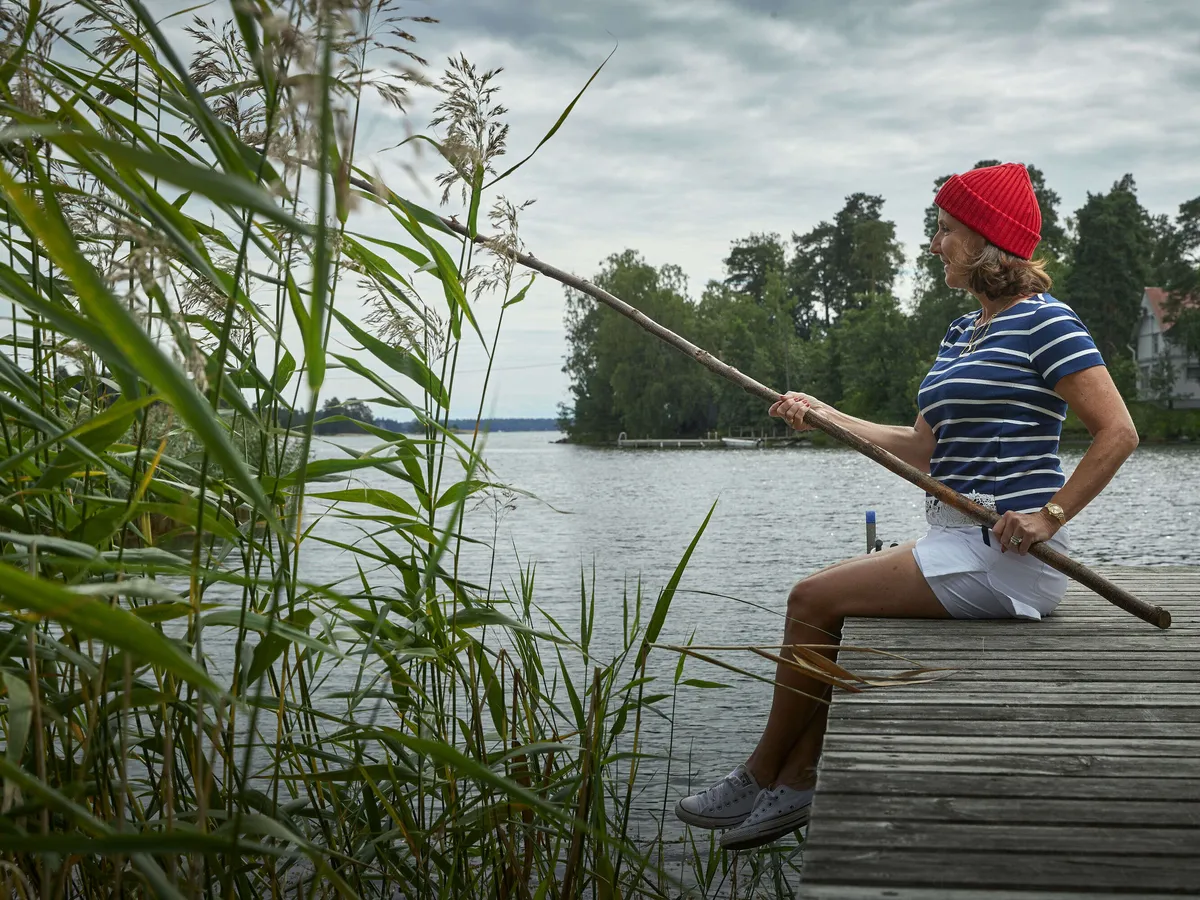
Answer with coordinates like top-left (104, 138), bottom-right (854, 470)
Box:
top-left (1132, 287), bottom-right (1200, 408)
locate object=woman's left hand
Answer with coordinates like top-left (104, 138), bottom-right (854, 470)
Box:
top-left (992, 510), bottom-right (1059, 555)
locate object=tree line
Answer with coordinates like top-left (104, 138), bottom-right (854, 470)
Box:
top-left (559, 162), bottom-right (1200, 441)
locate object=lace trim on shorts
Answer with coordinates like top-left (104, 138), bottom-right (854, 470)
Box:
top-left (925, 492), bottom-right (996, 528)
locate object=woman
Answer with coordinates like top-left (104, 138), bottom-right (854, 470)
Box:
top-left (674, 162), bottom-right (1139, 851)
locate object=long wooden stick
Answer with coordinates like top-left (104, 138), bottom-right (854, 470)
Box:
top-left (356, 177), bottom-right (1171, 629)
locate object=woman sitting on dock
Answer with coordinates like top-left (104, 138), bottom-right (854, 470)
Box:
top-left (675, 162), bottom-right (1140, 850)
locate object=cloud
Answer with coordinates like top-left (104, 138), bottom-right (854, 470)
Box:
top-left (341, 0), bottom-right (1198, 416)
top-left (67, 0), bottom-right (1200, 419)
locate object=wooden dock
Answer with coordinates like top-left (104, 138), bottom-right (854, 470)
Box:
top-left (801, 566), bottom-right (1200, 899)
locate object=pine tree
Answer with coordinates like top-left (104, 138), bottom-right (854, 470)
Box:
top-left (723, 232), bottom-right (787, 304)
top-left (1061, 175), bottom-right (1153, 376)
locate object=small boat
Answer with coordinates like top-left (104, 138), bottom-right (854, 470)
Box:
top-left (721, 437), bottom-right (764, 449)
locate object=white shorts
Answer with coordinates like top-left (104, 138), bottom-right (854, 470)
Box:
top-left (912, 524), bottom-right (1070, 620)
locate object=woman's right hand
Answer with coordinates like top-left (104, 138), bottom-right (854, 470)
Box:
top-left (769, 392), bottom-right (821, 432)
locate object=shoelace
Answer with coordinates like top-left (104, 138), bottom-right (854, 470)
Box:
top-left (703, 772), bottom-right (747, 807)
top-left (706, 775), bottom-right (735, 802)
top-left (748, 788), bottom-right (809, 824)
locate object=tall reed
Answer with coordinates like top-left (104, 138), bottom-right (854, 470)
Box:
top-left (0, 2), bottom-right (820, 897)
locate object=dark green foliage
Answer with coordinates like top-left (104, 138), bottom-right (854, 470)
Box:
top-left (723, 231), bottom-right (787, 303)
top-left (563, 194), bottom-right (917, 440)
top-left (1061, 175), bottom-right (1154, 362)
top-left (836, 295), bottom-right (922, 424)
top-left (1128, 402), bottom-right (1200, 441)
top-left (561, 250), bottom-right (710, 440)
top-left (790, 193), bottom-right (904, 329)
top-left (697, 280), bottom-right (806, 429)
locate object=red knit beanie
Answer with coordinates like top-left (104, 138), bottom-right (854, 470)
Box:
top-left (934, 162), bottom-right (1042, 259)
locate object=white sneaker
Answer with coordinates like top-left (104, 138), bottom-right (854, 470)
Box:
top-left (719, 784), bottom-right (813, 851)
top-left (674, 764), bottom-right (762, 829)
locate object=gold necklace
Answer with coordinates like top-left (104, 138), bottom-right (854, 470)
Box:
top-left (965, 300), bottom-right (1015, 354)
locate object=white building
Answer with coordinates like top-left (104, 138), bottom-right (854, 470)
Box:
top-left (1132, 287), bottom-right (1200, 408)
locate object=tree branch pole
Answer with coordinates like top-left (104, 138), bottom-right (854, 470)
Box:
top-left (362, 178), bottom-right (1171, 628)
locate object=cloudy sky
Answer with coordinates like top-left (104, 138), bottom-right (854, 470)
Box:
top-left (240, 1), bottom-right (1200, 417)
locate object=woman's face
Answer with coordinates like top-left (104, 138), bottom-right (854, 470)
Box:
top-left (930, 209), bottom-right (984, 291)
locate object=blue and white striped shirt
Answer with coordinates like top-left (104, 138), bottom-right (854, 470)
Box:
top-left (918, 293), bottom-right (1106, 516)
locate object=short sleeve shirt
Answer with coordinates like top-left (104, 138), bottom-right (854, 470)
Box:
top-left (917, 293), bottom-right (1106, 515)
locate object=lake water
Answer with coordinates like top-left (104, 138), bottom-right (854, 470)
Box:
top-left (295, 432), bottom-right (1200, 845)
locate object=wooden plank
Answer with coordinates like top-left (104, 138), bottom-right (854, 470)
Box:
top-left (841, 625), bottom-right (1200, 641)
top-left (845, 628), bottom-right (1200, 640)
top-left (799, 848), bottom-right (1200, 893)
top-left (1055, 608), bottom-right (1200, 617)
top-left (854, 625), bottom-right (1197, 636)
top-left (821, 735), bottom-right (1200, 755)
top-left (852, 681), bottom-right (1200, 693)
top-left (813, 770), bottom-right (1200, 801)
top-left (842, 666), bottom-right (1200, 681)
top-left (829, 703), bottom-right (1200, 722)
top-left (841, 652), bottom-right (1200, 663)
top-left (817, 752), bottom-right (1200, 777)
top-left (846, 618), bottom-right (1200, 629)
top-left (809, 793), bottom-right (1200, 826)
top-left (835, 635), bottom-right (1195, 650)
top-left (1061, 587), bottom-right (1200, 593)
top-left (843, 617), bottom-right (1198, 629)
top-left (799, 887), bottom-right (1184, 900)
top-left (828, 719), bottom-right (1200, 738)
top-left (833, 694), bottom-right (1200, 707)
top-left (804, 821), bottom-right (1200, 855)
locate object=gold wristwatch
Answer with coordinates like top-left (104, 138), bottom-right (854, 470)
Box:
top-left (1042, 502), bottom-right (1066, 527)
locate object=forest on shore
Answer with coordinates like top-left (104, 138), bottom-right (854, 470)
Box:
top-left (559, 163), bottom-right (1200, 442)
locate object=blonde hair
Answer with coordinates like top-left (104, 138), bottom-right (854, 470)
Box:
top-left (964, 242), bottom-right (1053, 302)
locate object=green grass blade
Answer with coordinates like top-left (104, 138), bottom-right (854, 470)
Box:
top-left (2, 125), bottom-right (306, 231)
top-left (391, 205), bottom-right (482, 343)
top-left (0, 563), bottom-right (217, 691)
top-left (332, 308), bottom-right (449, 408)
top-left (484, 46), bottom-right (615, 189)
top-left (306, 12), bottom-right (336, 391)
top-left (638, 498), bottom-right (717, 668)
top-left (0, 0), bottom-right (42, 88)
top-left (1, 672), bottom-right (33, 767)
top-left (466, 161), bottom-right (484, 237)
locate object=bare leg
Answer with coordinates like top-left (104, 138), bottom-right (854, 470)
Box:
top-left (745, 541), bottom-right (947, 787)
top-left (773, 695), bottom-right (828, 789)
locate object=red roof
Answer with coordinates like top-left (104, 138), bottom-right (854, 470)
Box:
top-left (1144, 287), bottom-right (1198, 331)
